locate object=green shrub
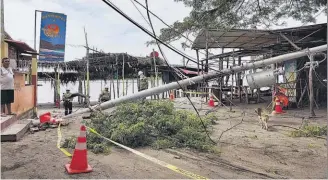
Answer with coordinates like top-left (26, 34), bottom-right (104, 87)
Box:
top-left (290, 125), bottom-right (327, 137)
top-left (82, 100), bottom-right (218, 153)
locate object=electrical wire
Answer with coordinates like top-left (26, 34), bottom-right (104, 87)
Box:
top-left (313, 69), bottom-right (327, 88)
top-left (100, 0), bottom-right (217, 144)
top-left (131, 0), bottom-right (207, 56)
top-left (130, 0), bottom-right (208, 60)
top-left (101, 0), bottom-right (223, 74)
top-left (144, 0), bottom-right (216, 144)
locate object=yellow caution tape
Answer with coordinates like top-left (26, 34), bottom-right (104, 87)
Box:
top-left (57, 123), bottom-right (208, 179)
top-left (166, 164), bottom-right (208, 179)
top-left (86, 126), bottom-right (208, 180)
top-left (57, 123), bottom-right (72, 157)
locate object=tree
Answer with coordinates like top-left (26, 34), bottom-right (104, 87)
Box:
top-left (149, 0), bottom-right (327, 45)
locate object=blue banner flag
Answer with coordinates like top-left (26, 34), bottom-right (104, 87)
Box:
top-left (39, 12), bottom-right (67, 62)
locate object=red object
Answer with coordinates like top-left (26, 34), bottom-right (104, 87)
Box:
top-left (208, 96), bottom-right (215, 107)
top-left (65, 125), bottom-right (92, 174)
top-left (274, 98), bottom-right (285, 114)
top-left (169, 92), bottom-right (175, 101)
top-left (39, 112), bottom-right (51, 124)
top-left (150, 51), bottom-right (159, 58)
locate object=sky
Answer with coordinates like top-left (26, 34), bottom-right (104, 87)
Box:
top-left (4, 0), bottom-right (327, 66)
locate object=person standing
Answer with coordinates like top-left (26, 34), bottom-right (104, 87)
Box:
top-left (137, 71), bottom-right (148, 92)
top-left (0, 58), bottom-right (15, 117)
top-left (98, 86), bottom-right (110, 102)
top-left (137, 71), bottom-right (148, 101)
top-left (62, 89), bottom-right (73, 115)
top-left (62, 89), bottom-right (88, 115)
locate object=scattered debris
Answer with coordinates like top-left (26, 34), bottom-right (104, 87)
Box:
top-left (29, 117), bottom-right (69, 134)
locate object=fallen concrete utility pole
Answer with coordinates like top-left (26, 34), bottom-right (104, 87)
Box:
top-left (63, 44), bottom-right (327, 119)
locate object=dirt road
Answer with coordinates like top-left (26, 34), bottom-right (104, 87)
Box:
top-left (1, 100), bottom-right (327, 179)
top-left (1, 108), bottom-right (271, 179)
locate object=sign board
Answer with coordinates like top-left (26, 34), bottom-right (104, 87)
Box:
top-left (39, 12), bottom-right (67, 62)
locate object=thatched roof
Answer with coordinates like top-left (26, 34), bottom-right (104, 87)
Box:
top-left (38, 52), bottom-right (164, 72)
top-left (37, 52), bottom-right (165, 83)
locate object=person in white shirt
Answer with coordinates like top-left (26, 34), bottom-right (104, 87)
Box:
top-left (0, 58), bottom-right (15, 116)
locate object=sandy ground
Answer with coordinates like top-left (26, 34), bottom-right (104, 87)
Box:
top-left (1, 98), bottom-right (327, 179)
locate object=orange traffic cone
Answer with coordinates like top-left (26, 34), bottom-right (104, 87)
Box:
top-left (169, 91), bottom-right (175, 101)
top-left (39, 112), bottom-right (51, 124)
top-left (272, 98), bottom-right (285, 114)
top-left (208, 96), bottom-right (215, 107)
top-left (65, 125), bottom-right (92, 174)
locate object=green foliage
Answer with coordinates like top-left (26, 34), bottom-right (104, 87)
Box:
top-left (290, 125), bottom-right (327, 137)
top-left (61, 136), bottom-right (77, 149)
top-left (61, 131), bottom-right (111, 154)
top-left (85, 100), bottom-right (218, 153)
top-left (151, 0), bottom-right (327, 45)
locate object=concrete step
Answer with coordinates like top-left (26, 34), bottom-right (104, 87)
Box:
top-left (0, 115), bottom-right (17, 131)
top-left (1, 120), bottom-right (32, 142)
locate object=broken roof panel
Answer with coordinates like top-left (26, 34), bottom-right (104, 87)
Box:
top-left (192, 29), bottom-right (278, 49)
top-left (192, 23), bottom-right (326, 50)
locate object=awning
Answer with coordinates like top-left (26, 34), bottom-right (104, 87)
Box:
top-left (5, 39), bottom-right (37, 54)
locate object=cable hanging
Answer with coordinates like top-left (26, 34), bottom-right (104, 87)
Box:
top-left (101, 0), bottom-right (223, 74)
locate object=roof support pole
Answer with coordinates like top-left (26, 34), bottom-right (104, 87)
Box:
top-left (219, 48), bottom-right (224, 104)
top-left (205, 30), bottom-right (209, 101)
top-left (196, 49), bottom-right (200, 95)
top-left (238, 52), bottom-right (242, 103)
top-left (63, 44), bottom-right (327, 119)
top-left (196, 50), bottom-right (200, 75)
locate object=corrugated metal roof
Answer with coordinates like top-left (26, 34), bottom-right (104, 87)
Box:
top-left (192, 23), bottom-right (326, 49)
